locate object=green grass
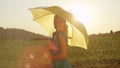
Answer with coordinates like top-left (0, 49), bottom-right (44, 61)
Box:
top-left (0, 40), bottom-right (47, 68)
top-left (0, 35), bottom-right (120, 68)
top-left (69, 35), bottom-right (120, 68)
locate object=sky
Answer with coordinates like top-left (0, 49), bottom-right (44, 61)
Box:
top-left (0, 0), bottom-right (120, 36)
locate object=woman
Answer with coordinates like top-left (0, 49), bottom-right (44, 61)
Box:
top-left (44, 15), bottom-right (72, 68)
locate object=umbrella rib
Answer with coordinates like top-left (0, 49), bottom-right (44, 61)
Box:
top-left (34, 13), bottom-right (52, 20)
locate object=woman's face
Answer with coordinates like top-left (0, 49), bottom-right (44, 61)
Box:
top-left (54, 16), bottom-right (65, 31)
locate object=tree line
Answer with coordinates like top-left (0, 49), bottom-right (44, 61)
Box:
top-left (0, 26), bottom-right (120, 40)
top-left (0, 27), bottom-right (49, 40)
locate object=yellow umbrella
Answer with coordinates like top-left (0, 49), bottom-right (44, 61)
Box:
top-left (29, 6), bottom-right (89, 49)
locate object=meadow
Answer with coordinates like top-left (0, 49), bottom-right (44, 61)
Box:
top-left (69, 33), bottom-right (120, 68)
top-left (0, 34), bottom-right (120, 68)
top-left (0, 27), bottom-right (120, 68)
top-left (0, 40), bottom-right (47, 68)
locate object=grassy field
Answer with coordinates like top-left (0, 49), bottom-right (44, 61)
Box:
top-left (0, 34), bottom-right (120, 68)
top-left (69, 34), bottom-right (120, 68)
top-left (0, 40), bottom-right (47, 68)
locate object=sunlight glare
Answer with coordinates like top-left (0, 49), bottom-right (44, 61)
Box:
top-left (71, 6), bottom-right (91, 25)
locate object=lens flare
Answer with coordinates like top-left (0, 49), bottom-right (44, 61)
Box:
top-left (17, 45), bottom-right (52, 68)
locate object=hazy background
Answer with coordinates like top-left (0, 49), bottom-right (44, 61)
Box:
top-left (0, 0), bottom-right (120, 36)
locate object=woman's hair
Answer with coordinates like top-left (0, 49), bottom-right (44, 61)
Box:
top-left (54, 15), bottom-right (68, 37)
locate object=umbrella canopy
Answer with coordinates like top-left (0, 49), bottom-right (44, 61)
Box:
top-left (29, 6), bottom-right (89, 49)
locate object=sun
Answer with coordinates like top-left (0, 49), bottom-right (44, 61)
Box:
top-left (71, 6), bottom-right (91, 25)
